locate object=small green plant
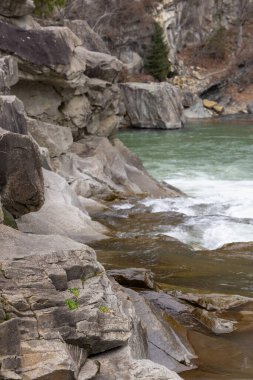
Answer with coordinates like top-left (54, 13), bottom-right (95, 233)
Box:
top-left (144, 22), bottom-right (172, 81)
top-left (68, 288), bottom-right (80, 298)
top-left (99, 305), bottom-right (111, 313)
top-left (33, 0), bottom-right (66, 17)
top-left (65, 298), bottom-right (79, 311)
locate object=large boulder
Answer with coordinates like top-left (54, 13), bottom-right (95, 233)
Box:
top-left (17, 170), bottom-right (108, 243)
top-left (120, 82), bottom-right (184, 129)
top-left (247, 102), bottom-right (253, 114)
top-left (0, 128), bottom-right (44, 217)
top-left (0, 0), bottom-right (34, 17)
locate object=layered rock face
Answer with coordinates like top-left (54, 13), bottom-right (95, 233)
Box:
top-left (0, 1), bottom-right (187, 380)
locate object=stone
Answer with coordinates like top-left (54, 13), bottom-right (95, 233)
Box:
top-left (0, 96), bottom-right (27, 134)
top-left (182, 91), bottom-right (195, 108)
top-left (203, 99), bottom-right (217, 109)
top-left (93, 346), bottom-right (183, 380)
top-left (120, 82), bottom-right (184, 129)
top-left (247, 102), bottom-right (253, 114)
top-left (125, 289), bottom-right (196, 372)
top-left (0, 0), bottom-right (34, 17)
top-left (17, 170), bottom-right (108, 244)
top-left (213, 104), bottom-right (224, 114)
top-left (107, 268), bottom-right (155, 290)
top-left (62, 94), bottom-right (92, 130)
top-left (64, 20), bottom-right (110, 54)
top-left (192, 309), bottom-right (236, 334)
top-left (184, 100), bottom-right (213, 119)
top-left (0, 56), bottom-right (19, 94)
top-left (76, 46), bottom-right (123, 82)
top-left (26, 118), bottom-right (73, 157)
top-left (0, 200), bottom-right (3, 223)
top-left (120, 50), bottom-right (144, 74)
top-left (0, 128), bottom-right (44, 218)
top-left (171, 291), bottom-right (252, 311)
top-left (53, 136), bottom-right (181, 201)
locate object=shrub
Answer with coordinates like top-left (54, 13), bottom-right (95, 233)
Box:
top-left (65, 298), bottom-right (79, 311)
top-left (144, 22), bottom-right (171, 81)
top-left (34, 0), bottom-right (66, 17)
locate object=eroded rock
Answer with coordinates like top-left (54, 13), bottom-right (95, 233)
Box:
top-left (120, 82), bottom-right (184, 129)
top-left (107, 268), bottom-right (155, 290)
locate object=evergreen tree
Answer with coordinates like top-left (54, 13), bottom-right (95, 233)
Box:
top-left (144, 22), bottom-right (171, 81)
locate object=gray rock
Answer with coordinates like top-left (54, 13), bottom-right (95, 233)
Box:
top-left (125, 289), bottom-right (196, 372)
top-left (120, 82), bottom-right (184, 129)
top-left (247, 102), bottom-right (253, 114)
top-left (107, 268), bottom-right (155, 290)
top-left (17, 170), bottom-right (108, 244)
top-left (26, 118), bottom-right (73, 157)
top-left (0, 127), bottom-right (44, 218)
top-left (0, 0), bottom-right (34, 17)
top-left (0, 56), bottom-right (19, 94)
top-left (0, 96), bottom-right (27, 134)
top-left (65, 20), bottom-right (110, 54)
top-left (76, 46), bottom-right (123, 82)
top-left (192, 308), bottom-right (236, 334)
top-left (183, 100), bottom-right (213, 119)
top-left (93, 346), bottom-right (183, 380)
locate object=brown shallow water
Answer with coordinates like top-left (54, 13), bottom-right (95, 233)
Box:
top-left (91, 202), bottom-right (253, 380)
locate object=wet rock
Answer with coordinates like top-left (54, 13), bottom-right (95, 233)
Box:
top-left (120, 82), bottom-right (184, 129)
top-left (192, 309), bottom-right (236, 334)
top-left (0, 0), bottom-right (34, 18)
top-left (17, 170), bottom-right (108, 244)
top-left (125, 288), bottom-right (196, 372)
top-left (93, 346), bottom-right (183, 380)
top-left (0, 96), bottom-right (27, 134)
top-left (107, 268), bottom-right (155, 289)
top-left (26, 118), bottom-right (73, 157)
top-left (172, 291), bottom-right (253, 312)
top-left (0, 128), bottom-right (44, 218)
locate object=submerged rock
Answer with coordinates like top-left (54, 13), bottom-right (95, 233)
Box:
top-left (120, 82), bottom-right (184, 129)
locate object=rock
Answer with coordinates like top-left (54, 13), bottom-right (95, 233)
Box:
top-left (213, 104), bottom-right (224, 114)
top-left (17, 169), bottom-right (108, 244)
top-left (125, 289), bottom-right (196, 372)
top-left (192, 309), bottom-right (236, 334)
top-left (78, 359), bottom-right (100, 380)
top-left (76, 46), bottom-right (123, 82)
top-left (0, 223), bottom-right (85, 260)
top-left (53, 136), bottom-right (181, 200)
top-left (171, 291), bottom-right (252, 311)
top-left (107, 268), bottom-right (155, 290)
top-left (182, 91), bottom-right (195, 108)
top-left (247, 102), bottom-right (253, 114)
top-left (203, 99), bottom-right (218, 109)
top-left (0, 56), bottom-right (19, 94)
top-left (0, 244), bottom-right (133, 379)
top-left (26, 118), bottom-right (73, 157)
top-left (0, 0), bottom-right (34, 17)
top-left (120, 82), bottom-right (184, 129)
top-left (184, 99), bottom-right (213, 119)
top-left (0, 96), bottom-right (27, 134)
top-left (93, 346), bottom-right (183, 380)
top-left (120, 50), bottom-right (144, 74)
top-left (0, 128), bottom-right (44, 218)
top-left (62, 94), bottom-right (92, 130)
top-left (64, 20), bottom-right (110, 54)
top-left (0, 200), bottom-right (3, 223)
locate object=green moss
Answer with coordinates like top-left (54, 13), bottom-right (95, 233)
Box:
top-left (65, 298), bottom-right (79, 311)
top-left (99, 305), bottom-right (111, 313)
top-left (68, 288), bottom-right (80, 298)
top-left (3, 208), bottom-right (17, 229)
top-left (34, 0), bottom-right (66, 17)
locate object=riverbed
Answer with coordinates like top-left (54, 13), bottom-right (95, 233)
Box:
top-left (92, 118), bottom-right (253, 380)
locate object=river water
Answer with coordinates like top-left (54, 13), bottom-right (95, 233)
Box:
top-left (119, 119), bottom-right (253, 250)
top-left (92, 118), bottom-right (253, 380)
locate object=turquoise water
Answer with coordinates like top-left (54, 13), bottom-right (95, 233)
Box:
top-left (119, 120), bottom-right (253, 249)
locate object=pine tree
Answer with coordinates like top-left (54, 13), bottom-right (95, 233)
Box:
top-left (144, 22), bottom-right (171, 81)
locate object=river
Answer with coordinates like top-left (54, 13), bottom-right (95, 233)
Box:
top-left (92, 118), bottom-right (253, 379)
